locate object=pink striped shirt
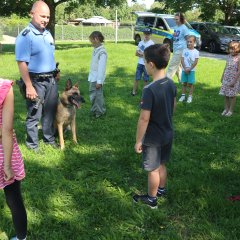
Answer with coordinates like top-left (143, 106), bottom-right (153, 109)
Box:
top-left (0, 80), bottom-right (25, 189)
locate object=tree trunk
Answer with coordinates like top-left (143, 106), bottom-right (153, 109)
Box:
top-left (46, 1), bottom-right (56, 39)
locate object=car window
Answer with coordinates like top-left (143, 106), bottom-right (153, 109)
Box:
top-left (191, 24), bottom-right (198, 30)
top-left (231, 28), bottom-right (238, 34)
top-left (206, 24), bottom-right (229, 34)
top-left (185, 21), bottom-right (193, 29)
top-left (164, 18), bottom-right (176, 28)
top-left (136, 17), bottom-right (155, 27)
top-left (199, 25), bottom-right (206, 31)
top-left (156, 18), bottom-right (167, 30)
top-left (164, 17), bottom-right (193, 29)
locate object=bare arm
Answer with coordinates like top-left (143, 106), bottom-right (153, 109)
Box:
top-left (229, 60), bottom-right (240, 87)
top-left (189, 58), bottom-right (199, 71)
top-left (181, 56), bottom-right (190, 74)
top-left (221, 62), bottom-right (227, 83)
top-left (136, 50), bottom-right (144, 57)
top-left (237, 58), bottom-right (240, 81)
top-left (2, 86), bottom-right (14, 181)
top-left (17, 61), bottom-right (38, 100)
top-left (181, 57), bottom-right (187, 70)
top-left (135, 109), bottom-right (150, 153)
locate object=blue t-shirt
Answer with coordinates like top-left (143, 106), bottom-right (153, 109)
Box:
top-left (140, 77), bottom-right (177, 146)
top-left (15, 23), bottom-right (56, 73)
top-left (173, 24), bottom-right (189, 52)
top-left (137, 39), bottom-right (154, 65)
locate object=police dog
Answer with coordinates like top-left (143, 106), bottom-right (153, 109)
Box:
top-left (55, 79), bottom-right (85, 150)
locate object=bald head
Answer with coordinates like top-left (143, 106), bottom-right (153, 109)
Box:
top-left (30, 1), bottom-right (50, 31)
top-left (31, 1), bottom-right (50, 13)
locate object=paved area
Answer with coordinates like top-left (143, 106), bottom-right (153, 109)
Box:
top-left (200, 50), bottom-right (227, 61)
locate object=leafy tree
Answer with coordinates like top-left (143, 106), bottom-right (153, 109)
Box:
top-left (150, 1), bottom-right (166, 13)
top-left (184, 8), bottom-right (201, 22)
top-left (0, 0), bottom-right (126, 38)
top-left (56, 1), bottom-right (135, 25)
top-left (198, 0), bottom-right (240, 24)
top-left (131, 3), bottom-right (146, 12)
top-left (155, 0), bottom-right (240, 24)
top-left (155, 0), bottom-right (195, 13)
top-left (111, 3), bottom-right (133, 23)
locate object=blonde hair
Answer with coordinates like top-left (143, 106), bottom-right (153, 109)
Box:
top-left (228, 41), bottom-right (240, 54)
top-left (187, 35), bottom-right (196, 42)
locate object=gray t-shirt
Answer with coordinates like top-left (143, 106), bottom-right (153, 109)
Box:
top-left (140, 77), bottom-right (177, 146)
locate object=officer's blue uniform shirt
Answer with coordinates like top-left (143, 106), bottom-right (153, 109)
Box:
top-left (15, 23), bottom-right (56, 73)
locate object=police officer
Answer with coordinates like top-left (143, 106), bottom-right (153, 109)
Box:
top-left (15, 1), bottom-right (58, 151)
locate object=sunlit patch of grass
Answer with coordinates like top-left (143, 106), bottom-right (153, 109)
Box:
top-left (0, 42), bottom-right (240, 239)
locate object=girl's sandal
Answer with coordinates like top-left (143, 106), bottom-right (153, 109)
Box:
top-left (221, 110), bottom-right (228, 116)
top-left (225, 111), bottom-right (233, 117)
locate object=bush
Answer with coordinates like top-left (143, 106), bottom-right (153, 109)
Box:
top-left (0, 15), bottom-right (29, 37)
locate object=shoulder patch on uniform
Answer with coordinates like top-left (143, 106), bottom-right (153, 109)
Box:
top-left (22, 29), bottom-right (30, 36)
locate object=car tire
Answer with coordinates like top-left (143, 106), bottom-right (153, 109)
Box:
top-left (163, 39), bottom-right (173, 52)
top-left (135, 35), bottom-right (141, 45)
top-left (208, 41), bottom-right (218, 53)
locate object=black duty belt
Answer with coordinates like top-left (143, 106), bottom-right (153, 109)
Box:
top-left (29, 72), bottom-right (54, 78)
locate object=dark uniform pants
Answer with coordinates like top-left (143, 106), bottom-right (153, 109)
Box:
top-left (26, 76), bottom-right (58, 149)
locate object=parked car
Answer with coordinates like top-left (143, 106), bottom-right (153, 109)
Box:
top-left (133, 12), bottom-right (201, 51)
top-left (224, 25), bottom-right (240, 37)
top-left (190, 22), bottom-right (240, 53)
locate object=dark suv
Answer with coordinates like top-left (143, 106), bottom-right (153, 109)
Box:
top-left (190, 22), bottom-right (240, 53)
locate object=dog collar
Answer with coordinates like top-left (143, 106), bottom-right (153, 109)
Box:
top-left (60, 99), bottom-right (73, 108)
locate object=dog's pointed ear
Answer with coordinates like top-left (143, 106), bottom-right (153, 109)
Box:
top-left (66, 79), bottom-right (72, 90)
top-left (74, 81), bottom-right (79, 88)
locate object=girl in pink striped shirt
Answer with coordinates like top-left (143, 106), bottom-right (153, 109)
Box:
top-left (0, 79), bottom-right (27, 240)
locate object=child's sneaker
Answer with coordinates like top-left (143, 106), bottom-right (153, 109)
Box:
top-left (133, 194), bottom-right (158, 209)
top-left (187, 95), bottom-right (192, 103)
top-left (157, 188), bottom-right (167, 197)
top-left (178, 94), bottom-right (186, 102)
top-left (225, 111), bottom-right (233, 117)
top-left (221, 109), bottom-right (228, 116)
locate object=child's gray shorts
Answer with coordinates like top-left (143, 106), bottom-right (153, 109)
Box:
top-left (142, 141), bottom-right (172, 172)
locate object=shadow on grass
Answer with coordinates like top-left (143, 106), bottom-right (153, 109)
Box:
top-left (0, 44), bottom-right (15, 54)
top-left (1, 49), bottom-right (240, 239)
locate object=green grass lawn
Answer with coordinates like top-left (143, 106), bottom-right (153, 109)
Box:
top-left (0, 42), bottom-right (239, 240)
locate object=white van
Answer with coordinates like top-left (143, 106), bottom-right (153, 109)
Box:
top-left (133, 12), bottom-right (201, 50)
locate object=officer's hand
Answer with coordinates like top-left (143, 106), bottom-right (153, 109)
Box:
top-left (55, 72), bottom-right (60, 82)
top-left (26, 85), bottom-right (38, 100)
top-left (96, 83), bottom-right (102, 89)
